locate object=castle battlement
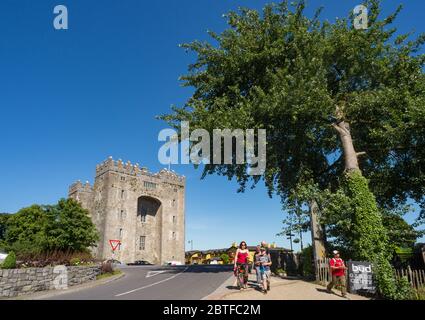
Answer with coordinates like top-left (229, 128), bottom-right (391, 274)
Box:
top-left (95, 156), bottom-right (185, 186)
top-left (69, 180), bottom-right (93, 195)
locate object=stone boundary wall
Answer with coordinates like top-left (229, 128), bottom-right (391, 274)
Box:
top-left (0, 265), bottom-right (101, 298)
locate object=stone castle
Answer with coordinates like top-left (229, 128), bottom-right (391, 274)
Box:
top-left (68, 157), bottom-right (185, 265)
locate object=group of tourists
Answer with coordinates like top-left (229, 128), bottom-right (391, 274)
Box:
top-left (233, 240), bottom-right (272, 294)
top-left (233, 241), bottom-right (349, 298)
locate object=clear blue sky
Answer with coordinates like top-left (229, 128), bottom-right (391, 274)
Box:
top-left (0, 1), bottom-right (424, 251)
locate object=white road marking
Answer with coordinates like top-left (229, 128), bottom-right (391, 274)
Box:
top-left (146, 270), bottom-right (167, 278)
top-left (115, 266), bottom-right (189, 297)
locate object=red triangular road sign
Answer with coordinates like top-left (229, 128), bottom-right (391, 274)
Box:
top-left (109, 240), bottom-right (121, 251)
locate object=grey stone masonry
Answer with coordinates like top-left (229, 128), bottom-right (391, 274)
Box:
top-left (0, 265), bottom-right (101, 298)
top-left (68, 157), bottom-right (186, 265)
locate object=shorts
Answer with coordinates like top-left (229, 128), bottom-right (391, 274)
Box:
top-left (261, 270), bottom-right (271, 280)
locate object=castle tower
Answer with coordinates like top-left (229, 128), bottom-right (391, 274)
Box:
top-left (68, 157), bottom-right (185, 264)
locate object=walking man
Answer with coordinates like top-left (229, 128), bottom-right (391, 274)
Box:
top-left (326, 250), bottom-right (348, 299)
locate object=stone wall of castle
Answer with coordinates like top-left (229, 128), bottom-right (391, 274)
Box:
top-left (69, 157), bottom-right (185, 265)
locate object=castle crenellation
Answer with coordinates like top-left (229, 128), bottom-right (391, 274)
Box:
top-left (94, 156), bottom-right (185, 186)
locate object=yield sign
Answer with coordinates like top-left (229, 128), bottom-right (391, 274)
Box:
top-left (109, 239), bottom-right (121, 251)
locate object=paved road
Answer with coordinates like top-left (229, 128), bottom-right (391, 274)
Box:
top-left (45, 264), bottom-right (233, 300)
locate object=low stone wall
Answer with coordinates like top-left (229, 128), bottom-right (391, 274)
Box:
top-left (0, 265), bottom-right (101, 298)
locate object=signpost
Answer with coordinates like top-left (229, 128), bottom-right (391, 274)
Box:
top-left (347, 261), bottom-right (376, 295)
top-left (109, 240), bottom-right (121, 261)
top-left (109, 239), bottom-right (121, 251)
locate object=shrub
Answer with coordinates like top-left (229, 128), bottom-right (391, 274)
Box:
top-left (220, 253), bottom-right (230, 264)
top-left (301, 245), bottom-right (314, 277)
top-left (1, 251), bottom-right (16, 269)
top-left (2, 199), bottom-right (99, 255)
top-left (275, 268), bottom-right (285, 275)
top-left (15, 249), bottom-right (94, 267)
top-left (374, 252), bottom-right (414, 300)
top-left (70, 257), bottom-right (81, 266)
top-left (413, 286), bottom-right (425, 300)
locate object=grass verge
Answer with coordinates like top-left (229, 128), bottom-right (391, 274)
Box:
top-left (96, 269), bottom-right (122, 281)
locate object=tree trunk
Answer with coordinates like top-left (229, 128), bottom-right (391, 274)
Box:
top-left (310, 199), bottom-right (326, 262)
top-left (332, 120), bottom-right (360, 172)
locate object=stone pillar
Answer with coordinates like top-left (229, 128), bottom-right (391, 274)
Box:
top-left (310, 200), bottom-right (326, 278)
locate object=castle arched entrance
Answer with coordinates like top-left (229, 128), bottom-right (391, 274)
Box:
top-left (135, 196), bottom-right (162, 264)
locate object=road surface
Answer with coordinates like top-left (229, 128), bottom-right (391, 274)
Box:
top-left (45, 264), bottom-right (233, 300)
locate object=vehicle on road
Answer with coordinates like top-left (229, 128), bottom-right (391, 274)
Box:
top-left (128, 260), bottom-right (153, 266)
top-left (165, 261), bottom-right (183, 266)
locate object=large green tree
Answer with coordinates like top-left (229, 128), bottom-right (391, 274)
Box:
top-left (161, 0), bottom-right (424, 298)
top-left (1, 205), bottom-right (49, 254)
top-left (1, 199), bottom-right (99, 255)
top-left (161, 0), bottom-right (424, 212)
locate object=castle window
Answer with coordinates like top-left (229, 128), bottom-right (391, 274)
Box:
top-left (119, 228), bottom-right (123, 238)
top-left (172, 199), bottom-right (176, 207)
top-left (172, 232), bottom-right (176, 240)
top-left (143, 181), bottom-right (157, 189)
top-left (173, 216), bottom-right (176, 224)
top-left (121, 176), bottom-right (125, 181)
top-left (121, 190), bottom-right (125, 199)
top-left (140, 207), bottom-right (147, 222)
top-left (139, 236), bottom-right (146, 250)
top-left (120, 210), bottom-right (124, 219)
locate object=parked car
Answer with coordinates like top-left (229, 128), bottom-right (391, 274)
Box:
top-left (165, 261), bottom-right (183, 266)
top-left (128, 260), bottom-right (153, 265)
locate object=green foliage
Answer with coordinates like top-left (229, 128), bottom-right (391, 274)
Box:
top-left (319, 172), bottom-right (418, 260)
top-left (412, 286), bottom-right (425, 300)
top-left (382, 209), bottom-right (420, 250)
top-left (70, 257), bottom-right (81, 266)
top-left (374, 253), bottom-right (413, 300)
top-left (275, 268), bottom-right (285, 275)
top-left (344, 171), bottom-right (388, 260)
top-left (96, 269), bottom-right (122, 280)
top-left (1, 205), bottom-right (49, 255)
top-left (277, 184), bottom-right (310, 245)
top-left (0, 213), bottom-right (11, 244)
top-left (159, 0), bottom-right (424, 299)
top-left (317, 171), bottom-right (413, 298)
top-left (301, 245), bottom-right (314, 277)
top-left (1, 251), bottom-right (16, 269)
top-left (160, 0), bottom-right (425, 213)
top-left (2, 199), bottom-right (99, 257)
top-left (44, 198), bottom-right (99, 252)
top-left (220, 253), bottom-right (230, 264)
